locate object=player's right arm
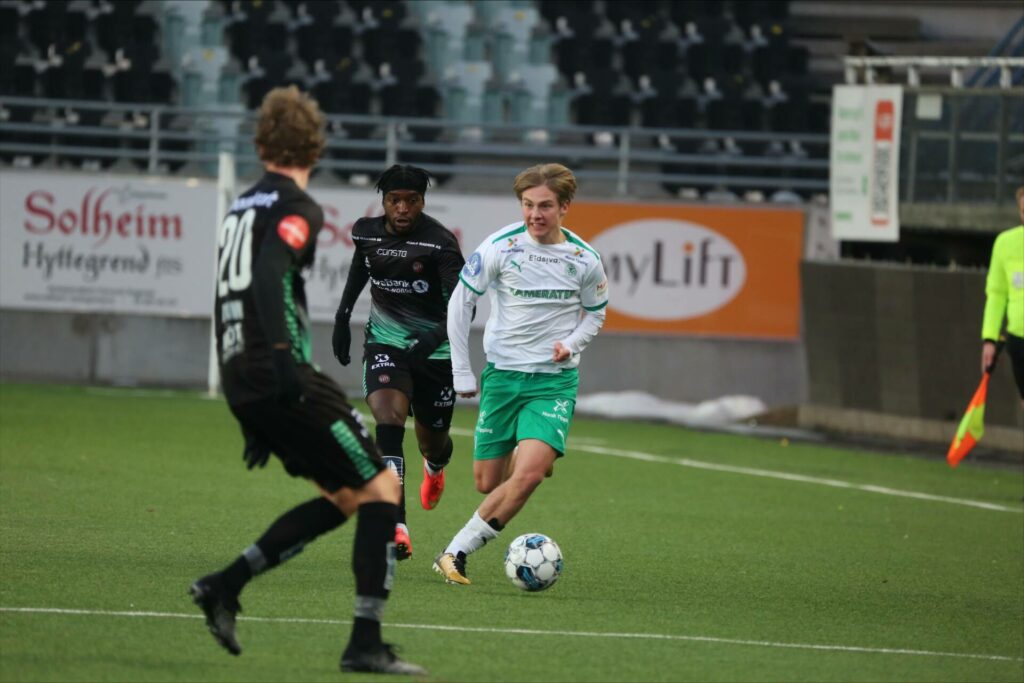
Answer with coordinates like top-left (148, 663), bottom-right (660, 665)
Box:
top-left (332, 231), bottom-right (370, 366)
top-left (981, 231), bottom-right (1009, 373)
top-left (447, 246), bottom-right (497, 397)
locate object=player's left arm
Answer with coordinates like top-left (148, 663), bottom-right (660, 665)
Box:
top-left (252, 205), bottom-right (319, 401)
top-left (556, 259), bottom-right (609, 361)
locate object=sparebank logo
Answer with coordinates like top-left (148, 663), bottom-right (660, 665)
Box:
top-left (591, 219), bottom-right (746, 320)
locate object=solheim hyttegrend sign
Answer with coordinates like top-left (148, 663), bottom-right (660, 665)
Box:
top-left (591, 219), bottom-right (747, 320)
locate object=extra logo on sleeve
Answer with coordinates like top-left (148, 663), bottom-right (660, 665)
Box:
top-left (277, 215), bottom-right (310, 249)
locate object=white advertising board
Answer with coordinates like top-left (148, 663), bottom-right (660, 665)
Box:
top-left (830, 85), bottom-right (903, 242)
top-left (0, 170), bottom-right (218, 316)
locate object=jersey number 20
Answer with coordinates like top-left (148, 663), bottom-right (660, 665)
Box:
top-left (218, 209), bottom-right (254, 296)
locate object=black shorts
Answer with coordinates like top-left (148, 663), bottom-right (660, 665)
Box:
top-left (229, 366), bottom-right (384, 493)
top-left (1005, 333), bottom-right (1024, 399)
top-left (362, 343), bottom-right (456, 431)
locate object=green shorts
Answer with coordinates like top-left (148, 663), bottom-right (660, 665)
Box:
top-left (473, 363), bottom-right (579, 460)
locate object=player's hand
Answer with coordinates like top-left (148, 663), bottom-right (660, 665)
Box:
top-left (454, 372), bottom-right (477, 398)
top-left (271, 347), bottom-right (304, 404)
top-left (981, 340), bottom-right (997, 374)
top-left (241, 426), bottom-right (271, 469)
top-left (332, 318), bottom-right (352, 366)
top-left (404, 327), bottom-right (445, 365)
top-left (553, 341), bottom-right (572, 363)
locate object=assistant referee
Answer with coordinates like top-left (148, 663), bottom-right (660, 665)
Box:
top-left (981, 185), bottom-right (1024, 406)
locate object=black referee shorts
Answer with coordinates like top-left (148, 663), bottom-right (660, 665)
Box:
top-left (230, 366), bottom-right (385, 493)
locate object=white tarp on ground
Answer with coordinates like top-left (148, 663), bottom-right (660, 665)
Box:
top-left (575, 391), bottom-right (767, 427)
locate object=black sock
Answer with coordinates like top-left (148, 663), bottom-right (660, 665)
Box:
top-left (376, 424), bottom-right (406, 524)
top-left (348, 501), bottom-right (398, 651)
top-left (221, 497), bottom-right (346, 597)
top-left (424, 437), bottom-right (453, 471)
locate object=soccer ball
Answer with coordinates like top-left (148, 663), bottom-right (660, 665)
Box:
top-left (504, 533), bottom-right (563, 592)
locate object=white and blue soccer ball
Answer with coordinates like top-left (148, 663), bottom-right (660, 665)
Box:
top-left (504, 533), bottom-right (563, 592)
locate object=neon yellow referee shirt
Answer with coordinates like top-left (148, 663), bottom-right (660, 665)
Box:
top-left (982, 225), bottom-right (1024, 340)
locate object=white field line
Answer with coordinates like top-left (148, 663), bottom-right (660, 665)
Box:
top-left (577, 445), bottom-right (1023, 514)
top-left (1, 607), bottom-right (1020, 663)
top-left (368, 415), bottom-right (1021, 514)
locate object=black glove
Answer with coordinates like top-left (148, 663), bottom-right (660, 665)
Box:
top-left (332, 317), bottom-right (351, 366)
top-left (404, 327), bottom-right (445, 365)
top-left (241, 426), bottom-right (271, 470)
top-left (270, 347), bottom-right (304, 404)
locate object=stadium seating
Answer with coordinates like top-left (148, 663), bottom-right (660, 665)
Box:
top-left (0, 0), bottom-right (843, 195)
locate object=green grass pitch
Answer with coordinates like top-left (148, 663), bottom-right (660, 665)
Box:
top-left (1, 382), bottom-right (1021, 682)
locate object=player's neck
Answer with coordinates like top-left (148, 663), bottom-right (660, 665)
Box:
top-left (264, 164), bottom-right (311, 190)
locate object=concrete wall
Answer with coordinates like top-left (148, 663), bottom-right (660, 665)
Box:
top-left (801, 260), bottom-right (1023, 432)
top-left (0, 310), bottom-right (807, 406)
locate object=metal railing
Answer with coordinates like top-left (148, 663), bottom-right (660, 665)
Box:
top-left (842, 57), bottom-right (1024, 204)
top-left (0, 95), bottom-right (829, 198)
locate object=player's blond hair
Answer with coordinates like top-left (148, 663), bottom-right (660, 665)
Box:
top-left (513, 163), bottom-right (577, 205)
top-left (254, 86), bottom-right (326, 169)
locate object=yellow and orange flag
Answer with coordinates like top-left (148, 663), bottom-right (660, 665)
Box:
top-left (946, 374), bottom-right (990, 467)
top-left (947, 340), bottom-right (1004, 468)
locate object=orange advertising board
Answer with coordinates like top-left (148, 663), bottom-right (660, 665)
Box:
top-left (565, 202), bottom-right (804, 339)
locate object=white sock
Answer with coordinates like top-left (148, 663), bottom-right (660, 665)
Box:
top-left (444, 511), bottom-right (500, 557)
top-left (424, 459), bottom-right (443, 475)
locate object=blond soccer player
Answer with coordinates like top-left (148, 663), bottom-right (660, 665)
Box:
top-left (433, 163), bottom-right (609, 584)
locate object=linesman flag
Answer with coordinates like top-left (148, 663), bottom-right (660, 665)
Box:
top-left (947, 340), bottom-right (1004, 468)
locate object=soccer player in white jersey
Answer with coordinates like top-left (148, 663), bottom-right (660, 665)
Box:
top-left (433, 163), bottom-right (609, 585)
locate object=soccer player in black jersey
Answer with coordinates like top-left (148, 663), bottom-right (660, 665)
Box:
top-left (332, 164), bottom-right (465, 561)
top-left (188, 87), bottom-right (425, 676)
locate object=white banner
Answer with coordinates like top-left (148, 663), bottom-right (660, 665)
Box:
top-left (0, 170), bottom-right (218, 316)
top-left (305, 185), bottom-right (519, 325)
top-left (830, 85), bottom-right (902, 242)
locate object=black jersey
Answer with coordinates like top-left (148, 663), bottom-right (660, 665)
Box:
top-left (346, 213), bottom-right (464, 356)
top-left (215, 172), bottom-right (323, 405)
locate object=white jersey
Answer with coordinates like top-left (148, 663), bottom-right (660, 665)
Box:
top-left (447, 222), bottom-right (609, 392)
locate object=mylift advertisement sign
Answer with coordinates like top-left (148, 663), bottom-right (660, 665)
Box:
top-left (566, 202), bottom-right (804, 339)
top-left (830, 85), bottom-right (903, 242)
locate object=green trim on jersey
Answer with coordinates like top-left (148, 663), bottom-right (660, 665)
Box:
top-left (365, 308), bottom-right (413, 348)
top-left (283, 270), bottom-right (310, 362)
top-left (459, 273), bottom-right (485, 295)
top-left (561, 229), bottom-right (601, 259)
top-left (330, 420), bottom-right (377, 480)
top-left (491, 225), bottom-right (526, 243)
top-left (583, 300), bottom-right (608, 312)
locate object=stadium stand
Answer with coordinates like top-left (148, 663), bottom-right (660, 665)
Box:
top-left (0, 0), bottom-right (1018, 201)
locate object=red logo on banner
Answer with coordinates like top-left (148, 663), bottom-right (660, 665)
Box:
top-left (277, 215), bottom-right (309, 249)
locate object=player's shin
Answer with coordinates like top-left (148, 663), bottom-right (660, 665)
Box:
top-left (220, 497), bottom-right (346, 597)
top-left (347, 501), bottom-right (399, 651)
top-left (424, 436), bottom-right (453, 473)
top-left (376, 424), bottom-right (406, 518)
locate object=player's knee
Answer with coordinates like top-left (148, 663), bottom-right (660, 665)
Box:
top-left (474, 472), bottom-right (499, 494)
top-left (509, 468), bottom-right (545, 494)
top-left (376, 411), bottom-right (406, 428)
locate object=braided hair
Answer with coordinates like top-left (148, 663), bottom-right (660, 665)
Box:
top-left (375, 164), bottom-right (432, 196)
